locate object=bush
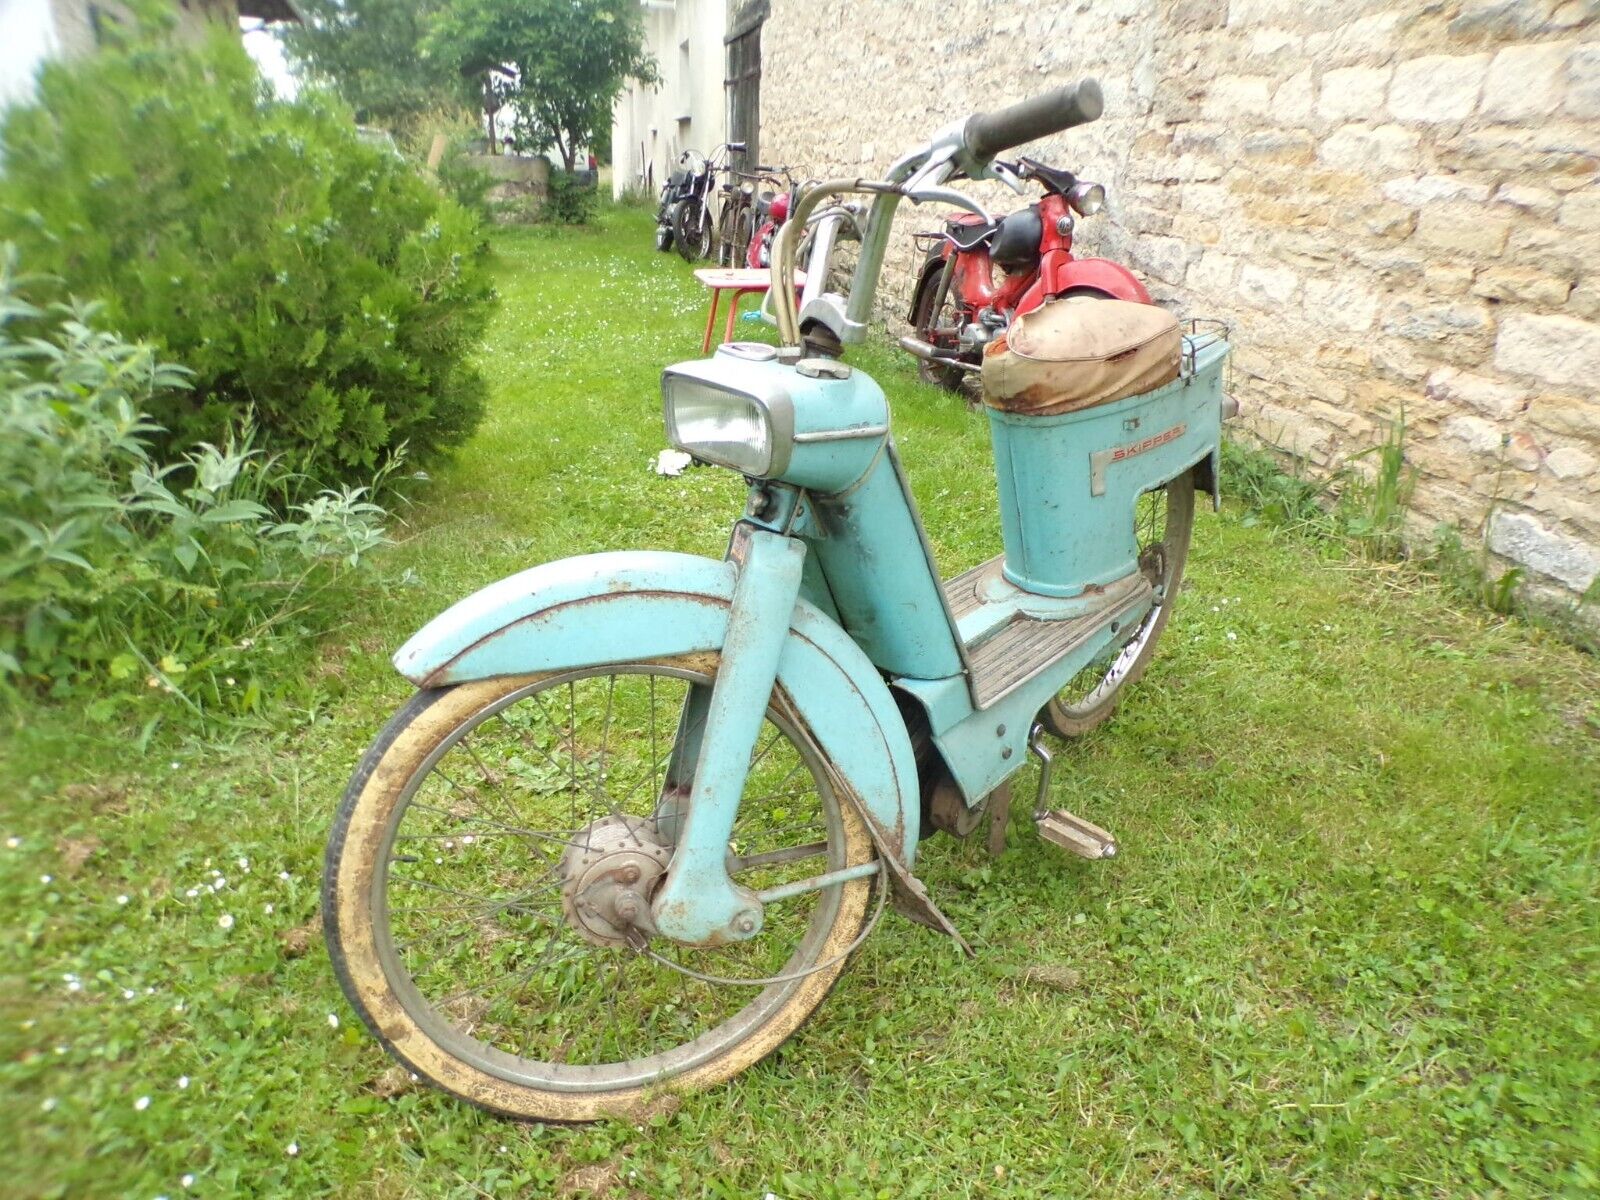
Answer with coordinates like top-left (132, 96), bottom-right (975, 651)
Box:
top-left (434, 142), bottom-right (498, 222)
top-left (0, 254), bottom-right (390, 721)
top-left (542, 170), bottom-right (598, 225)
top-left (0, 25), bottom-right (496, 492)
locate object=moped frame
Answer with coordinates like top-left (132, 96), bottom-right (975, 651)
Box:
top-left (398, 109), bottom-right (1228, 951)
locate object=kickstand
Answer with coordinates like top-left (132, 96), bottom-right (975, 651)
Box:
top-left (986, 781), bottom-right (1012, 858)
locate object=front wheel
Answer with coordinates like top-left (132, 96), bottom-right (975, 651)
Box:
top-left (715, 197), bottom-right (745, 267)
top-left (674, 199), bottom-right (712, 261)
top-left (1040, 472), bottom-right (1196, 737)
top-left (324, 656), bottom-right (876, 1121)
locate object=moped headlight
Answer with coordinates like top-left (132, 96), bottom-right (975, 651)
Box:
top-left (662, 370), bottom-right (793, 477)
top-left (1068, 181), bottom-right (1106, 216)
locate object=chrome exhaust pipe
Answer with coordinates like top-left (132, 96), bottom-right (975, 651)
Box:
top-left (899, 335), bottom-right (980, 374)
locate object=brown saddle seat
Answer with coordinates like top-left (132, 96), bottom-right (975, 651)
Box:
top-left (981, 298), bottom-right (1181, 417)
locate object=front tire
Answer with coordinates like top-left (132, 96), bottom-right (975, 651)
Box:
top-left (324, 658), bottom-right (876, 1121)
top-left (674, 200), bottom-right (712, 262)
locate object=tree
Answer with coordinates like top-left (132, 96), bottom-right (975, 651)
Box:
top-left (278, 0), bottom-right (464, 135)
top-left (425, 0), bottom-right (656, 170)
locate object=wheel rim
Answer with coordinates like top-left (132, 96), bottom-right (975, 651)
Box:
top-left (914, 263), bottom-right (971, 389)
top-left (1050, 483), bottom-right (1185, 718)
top-left (368, 666), bottom-right (853, 1093)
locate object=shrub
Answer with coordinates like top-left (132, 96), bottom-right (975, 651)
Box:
top-left (0, 24), bottom-right (496, 492)
top-left (0, 254), bottom-right (390, 722)
top-left (542, 170), bottom-right (599, 225)
top-left (434, 142), bottom-right (498, 222)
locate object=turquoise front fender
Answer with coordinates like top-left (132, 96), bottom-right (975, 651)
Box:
top-left (393, 551), bottom-right (919, 862)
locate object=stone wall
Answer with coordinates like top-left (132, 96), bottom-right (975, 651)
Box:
top-left (760, 0), bottom-right (1600, 607)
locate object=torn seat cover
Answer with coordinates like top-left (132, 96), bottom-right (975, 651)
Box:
top-left (981, 298), bottom-right (1181, 417)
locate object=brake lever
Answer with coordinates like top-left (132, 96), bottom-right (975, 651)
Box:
top-left (901, 184), bottom-right (996, 224)
top-left (988, 160), bottom-right (1027, 195)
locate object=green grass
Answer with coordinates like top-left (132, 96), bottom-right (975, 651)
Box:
top-left (3, 206), bottom-right (1598, 1198)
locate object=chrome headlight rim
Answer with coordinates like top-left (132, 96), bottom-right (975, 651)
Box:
top-left (660, 366), bottom-right (796, 479)
top-left (1067, 181), bottom-right (1106, 217)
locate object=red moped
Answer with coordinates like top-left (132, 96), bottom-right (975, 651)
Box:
top-left (904, 157), bottom-right (1149, 390)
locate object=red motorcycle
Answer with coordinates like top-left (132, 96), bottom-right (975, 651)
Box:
top-left (744, 167), bottom-right (801, 269)
top-left (903, 156), bottom-right (1148, 390)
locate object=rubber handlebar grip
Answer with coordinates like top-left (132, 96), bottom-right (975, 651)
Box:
top-left (963, 80), bottom-right (1104, 161)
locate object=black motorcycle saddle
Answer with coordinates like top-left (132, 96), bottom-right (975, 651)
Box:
top-left (945, 207), bottom-right (1043, 272)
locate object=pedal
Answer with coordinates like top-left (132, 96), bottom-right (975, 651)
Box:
top-left (1027, 724), bottom-right (1118, 860)
top-left (1034, 810), bottom-right (1118, 860)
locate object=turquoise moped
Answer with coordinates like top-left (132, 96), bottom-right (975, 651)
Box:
top-left (325, 81), bottom-right (1235, 1120)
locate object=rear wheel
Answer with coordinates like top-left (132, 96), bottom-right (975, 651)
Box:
top-left (1040, 472), bottom-right (1196, 737)
top-left (325, 657), bottom-right (877, 1121)
top-left (908, 257), bottom-right (972, 394)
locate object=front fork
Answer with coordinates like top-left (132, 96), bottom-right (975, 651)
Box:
top-left (649, 527), bottom-right (807, 946)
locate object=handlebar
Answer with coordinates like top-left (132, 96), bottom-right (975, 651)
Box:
top-left (963, 79), bottom-right (1103, 162)
top-left (772, 79), bottom-right (1106, 348)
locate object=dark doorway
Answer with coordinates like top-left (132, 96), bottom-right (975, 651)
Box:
top-left (725, 0), bottom-right (766, 172)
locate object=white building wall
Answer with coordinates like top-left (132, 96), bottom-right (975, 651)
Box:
top-left (0, 1), bottom-right (63, 111)
top-left (1, 0), bottom-right (225, 114)
top-left (612, 0), bottom-right (731, 199)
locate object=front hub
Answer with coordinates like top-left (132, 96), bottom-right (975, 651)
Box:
top-left (558, 815), bottom-right (672, 948)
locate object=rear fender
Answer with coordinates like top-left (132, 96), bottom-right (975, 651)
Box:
top-left (393, 551), bottom-right (919, 861)
top-left (908, 249), bottom-right (950, 322)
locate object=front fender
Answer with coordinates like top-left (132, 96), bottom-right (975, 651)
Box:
top-left (1046, 257), bottom-right (1152, 304)
top-left (393, 551), bottom-right (919, 861)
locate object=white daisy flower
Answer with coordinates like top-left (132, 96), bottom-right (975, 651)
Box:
top-left (117, 895), bottom-right (130, 905)
top-left (134, 1095), bottom-right (151, 1111)
top-left (327, 1013), bottom-right (339, 1029)
top-left (218, 914), bottom-right (235, 930)
top-left (285, 1142), bottom-right (299, 1157)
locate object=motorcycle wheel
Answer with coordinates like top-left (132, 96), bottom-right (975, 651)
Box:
top-left (324, 657), bottom-right (877, 1121)
top-left (907, 256), bottom-right (972, 393)
top-left (674, 200), bottom-right (712, 262)
top-left (733, 209), bottom-right (757, 272)
top-left (715, 199), bottom-right (743, 267)
top-left (1040, 472), bottom-right (1196, 737)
